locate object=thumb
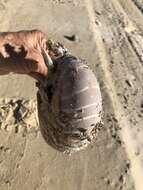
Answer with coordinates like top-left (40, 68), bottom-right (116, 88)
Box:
top-left (28, 72), bottom-right (47, 83)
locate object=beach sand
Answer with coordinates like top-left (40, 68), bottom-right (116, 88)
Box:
top-left (0, 0), bottom-right (143, 189)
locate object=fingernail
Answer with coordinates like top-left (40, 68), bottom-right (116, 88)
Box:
top-left (42, 49), bottom-right (54, 69)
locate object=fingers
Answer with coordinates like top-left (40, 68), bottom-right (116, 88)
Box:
top-left (31, 30), bottom-right (48, 52)
top-left (0, 30), bottom-right (49, 78)
top-left (19, 29), bottom-right (48, 51)
top-left (0, 29), bottom-right (48, 51)
top-left (26, 48), bottom-right (48, 77)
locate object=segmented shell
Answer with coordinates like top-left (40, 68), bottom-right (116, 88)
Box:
top-left (37, 55), bottom-right (103, 154)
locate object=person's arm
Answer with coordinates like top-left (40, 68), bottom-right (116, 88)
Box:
top-left (0, 30), bottom-right (48, 81)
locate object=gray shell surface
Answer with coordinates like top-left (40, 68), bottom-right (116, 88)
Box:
top-left (37, 55), bottom-right (103, 154)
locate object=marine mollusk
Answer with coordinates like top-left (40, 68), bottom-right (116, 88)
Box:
top-left (37, 41), bottom-right (103, 154)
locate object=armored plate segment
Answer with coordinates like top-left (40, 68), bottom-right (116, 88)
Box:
top-left (37, 55), bottom-right (103, 154)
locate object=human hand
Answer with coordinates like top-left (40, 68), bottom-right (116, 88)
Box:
top-left (0, 30), bottom-right (48, 82)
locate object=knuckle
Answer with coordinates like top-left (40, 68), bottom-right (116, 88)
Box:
top-left (32, 29), bottom-right (44, 37)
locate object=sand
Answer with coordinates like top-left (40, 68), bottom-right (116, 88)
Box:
top-left (0, 0), bottom-right (143, 189)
